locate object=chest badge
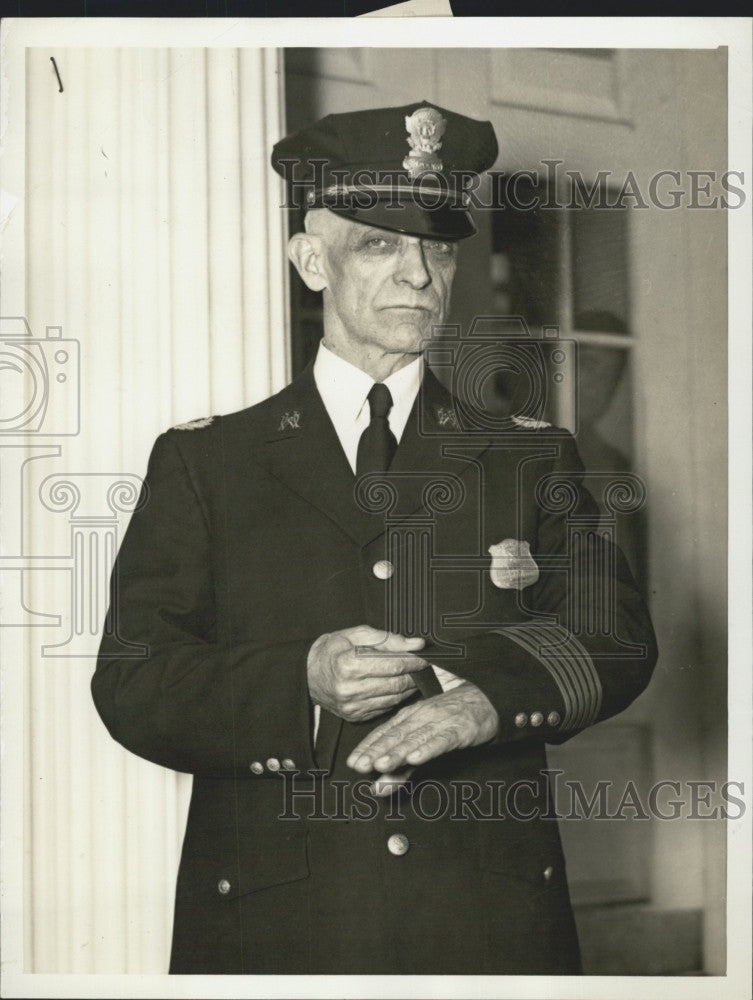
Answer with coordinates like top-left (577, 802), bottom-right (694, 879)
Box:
top-left (489, 538), bottom-right (540, 590)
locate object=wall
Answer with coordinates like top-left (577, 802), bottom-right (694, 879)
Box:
top-left (5, 46), bottom-right (290, 973)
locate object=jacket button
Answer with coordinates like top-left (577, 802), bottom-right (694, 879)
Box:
top-left (387, 833), bottom-right (410, 856)
top-left (281, 758), bottom-right (296, 770)
top-left (266, 757), bottom-right (281, 772)
top-left (543, 866), bottom-right (554, 881)
top-left (514, 712), bottom-right (528, 728)
top-left (372, 560), bottom-right (395, 580)
top-left (218, 878), bottom-right (231, 895)
top-left (547, 711), bottom-right (561, 728)
top-left (249, 761), bottom-right (264, 774)
top-left (530, 711), bottom-right (544, 727)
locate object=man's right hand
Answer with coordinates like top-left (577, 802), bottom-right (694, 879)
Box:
top-left (307, 627), bottom-right (427, 723)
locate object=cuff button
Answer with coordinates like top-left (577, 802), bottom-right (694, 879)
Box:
top-left (266, 757), bottom-right (281, 772)
top-left (547, 711), bottom-right (561, 727)
top-left (281, 758), bottom-right (296, 770)
top-left (249, 761), bottom-right (264, 774)
top-left (514, 712), bottom-right (528, 728)
top-left (530, 711), bottom-right (544, 727)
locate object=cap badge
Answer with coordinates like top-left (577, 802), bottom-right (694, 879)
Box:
top-left (403, 107), bottom-right (446, 180)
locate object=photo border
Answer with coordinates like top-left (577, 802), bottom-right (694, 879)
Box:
top-left (1, 15), bottom-right (750, 1000)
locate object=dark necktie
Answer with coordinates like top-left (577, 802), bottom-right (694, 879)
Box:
top-left (356, 382), bottom-right (398, 476)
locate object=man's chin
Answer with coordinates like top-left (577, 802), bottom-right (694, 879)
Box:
top-left (384, 319), bottom-right (439, 351)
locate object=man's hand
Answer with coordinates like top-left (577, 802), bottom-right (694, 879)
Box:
top-left (346, 681), bottom-right (499, 774)
top-left (307, 626), bottom-right (427, 723)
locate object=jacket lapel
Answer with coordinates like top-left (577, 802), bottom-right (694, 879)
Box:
top-left (253, 364), bottom-right (383, 547)
top-left (383, 367), bottom-right (492, 528)
top-left (252, 364), bottom-right (492, 548)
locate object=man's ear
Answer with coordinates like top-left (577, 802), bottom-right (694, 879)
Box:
top-left (288, 233), bottom-right (328, 292)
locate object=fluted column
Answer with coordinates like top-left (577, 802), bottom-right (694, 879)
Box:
top-left (21, 46), bottom-right (289, 973)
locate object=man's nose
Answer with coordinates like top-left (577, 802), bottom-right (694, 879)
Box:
top-left (394, 240), bottom-right (431, 288)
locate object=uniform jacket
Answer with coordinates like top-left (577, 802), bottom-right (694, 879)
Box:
top-left (93, 362), bottom-right (657, 975)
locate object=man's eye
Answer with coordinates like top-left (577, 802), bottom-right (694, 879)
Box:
top-left (426, 240), bottom-right (454, 255)
top-left (365, 236), bottom-right (391, 248)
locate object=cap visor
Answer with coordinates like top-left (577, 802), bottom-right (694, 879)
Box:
top-left (325, 199), bottom-right (476, 241)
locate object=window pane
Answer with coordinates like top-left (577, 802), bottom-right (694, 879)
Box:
top-left (571, 207), bottom-right (630, 328)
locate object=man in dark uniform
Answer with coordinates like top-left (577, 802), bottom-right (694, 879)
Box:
top-left (92, 100), bottom-right (657, 975)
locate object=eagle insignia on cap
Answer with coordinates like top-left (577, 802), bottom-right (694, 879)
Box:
top-left (403, 107), bottom-right (446, 179)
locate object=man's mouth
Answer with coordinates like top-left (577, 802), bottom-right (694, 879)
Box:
top-left (381, 304), bottom-right (432, 312)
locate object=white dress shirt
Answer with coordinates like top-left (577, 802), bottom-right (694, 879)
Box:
top-left (311, 341), bottom-right (463, 744)
top-left (313, 340), bottom-right (422, 474)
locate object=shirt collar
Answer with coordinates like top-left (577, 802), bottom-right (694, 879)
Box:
top-left (313, 341), bottom-right (423, 428)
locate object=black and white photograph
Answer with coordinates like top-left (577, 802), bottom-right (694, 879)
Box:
top-left (1, 16), bottom-right (751, 999)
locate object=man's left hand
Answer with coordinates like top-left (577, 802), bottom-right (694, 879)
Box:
top-left (346, 681), bottom-right (499, 775)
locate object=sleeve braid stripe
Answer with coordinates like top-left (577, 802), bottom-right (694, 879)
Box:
top-left (499, 625), bottom-right (579, 728)
top-left (498, 624), bottom-right (602, 731)
top-left (553, 630), bottom-right (602, 728)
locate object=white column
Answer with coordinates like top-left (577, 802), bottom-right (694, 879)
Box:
top-left (20, 46), bottom-right (289, 974)
top-left (239, 48), bottom-right (292, 401)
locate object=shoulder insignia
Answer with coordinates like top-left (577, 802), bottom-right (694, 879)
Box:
top-left (435, 405), bottom-right (459, 429)
top-left (172, 416), bottom-right (214, 431)
top-left (278, 410), bottom-right (301, 432)
top-left (512, 414), bottom-right (551, 430)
